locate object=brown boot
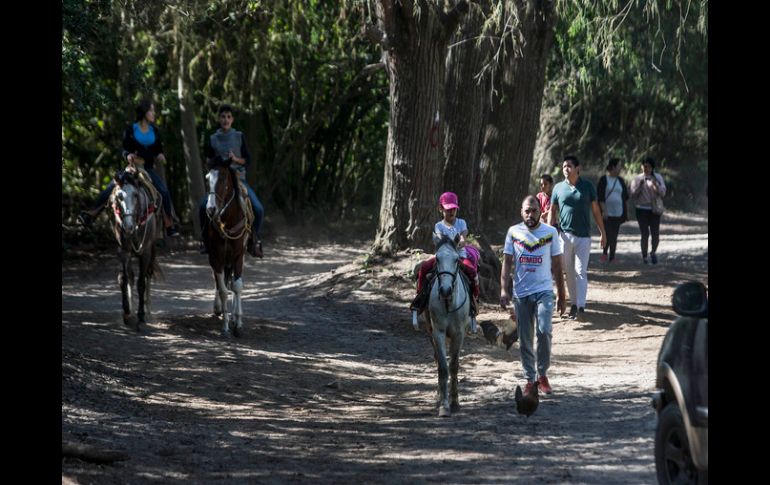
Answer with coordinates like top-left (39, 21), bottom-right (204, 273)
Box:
top-left (247, 234), bottom-right (263, 258)
top-left (410, 286), bottom-right (430, 314)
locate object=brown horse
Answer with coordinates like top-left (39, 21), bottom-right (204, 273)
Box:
top-left (111, 170), bottom-right (162, 331)
top-left (203, 163), bottom-right (251, 337)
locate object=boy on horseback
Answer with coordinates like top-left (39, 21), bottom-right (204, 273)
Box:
top-left (410, 192), bottom-right (480, 319)
top-left (199, 104), bottom-right (265, 258)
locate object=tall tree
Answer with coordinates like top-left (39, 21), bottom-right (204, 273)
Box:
top-left (478, 0), bottom-right (556, 228)
top-left (442, 0), bottom-right (492, 230)
top-left (366, 0), bottom-right (470, 254)
top-left (173, 10), bottom-right (206, 236)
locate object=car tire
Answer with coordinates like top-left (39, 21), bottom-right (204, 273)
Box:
top-left (655, 402), bottom-right (704, 484)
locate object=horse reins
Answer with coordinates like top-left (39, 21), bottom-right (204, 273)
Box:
top-left (436, 265), bottom-right (468, 314)
top-left (113, 184), bottom-right (156, 254)
top-left (207, 169), bottom-right (251, 240)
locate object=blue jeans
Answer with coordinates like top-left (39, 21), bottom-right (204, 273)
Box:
top-left (94, 181), bottom-right (116, 208)
top-left (93, 167), bottom-right (172, 218)
top-left (513, 290), bottom-right (554, 382)
top-left (199, 181), bottom-right (263, 237)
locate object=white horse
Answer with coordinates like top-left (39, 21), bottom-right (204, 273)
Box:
top-left (425, 236), bottom-right (472, 417)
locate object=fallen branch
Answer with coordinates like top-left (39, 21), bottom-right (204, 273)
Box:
top-left (62, 441), bottom-right (129, 464)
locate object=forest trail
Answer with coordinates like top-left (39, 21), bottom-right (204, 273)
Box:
top-left (62, 211), bottom-right (707, 484)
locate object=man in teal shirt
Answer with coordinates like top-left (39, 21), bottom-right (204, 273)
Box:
top-left (548, 155), bottom-right (606, 320)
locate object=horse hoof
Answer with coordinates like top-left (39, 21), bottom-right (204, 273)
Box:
top-left (232, 326), bottom-right (242, 338)
top-left (438, 407), bottom-right (451, 418)
top-left (124, 315), bottom-right (136, 327)
top-left (451, 401), bottom-right (460, 413)
top-left (221, 329), bottom-right (231, 338)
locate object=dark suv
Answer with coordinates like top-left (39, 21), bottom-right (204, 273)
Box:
top-left (652, 281), bottom-right (708, 484)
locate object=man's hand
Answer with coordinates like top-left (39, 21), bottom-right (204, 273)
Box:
top-left (556, 296), bottom-right (566, 316)
top-left (155, 153), bottom-right (166, 163)
top-left (228, 150), bottom-right (245, 165)
top-left (499, 291), bottom-right (511, 310)
top-left (600, 233), bottom-right (607, 249)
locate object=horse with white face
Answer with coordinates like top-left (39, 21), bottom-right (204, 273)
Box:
top-left (425, 236), bottom-right (472, 417)
top-left (203, 162), bottom-right (249, 337)
top-left (111, 170), bottom-right (161, 331)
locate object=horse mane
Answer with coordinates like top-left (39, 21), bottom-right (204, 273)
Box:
top-left (208, 157), bottom-right (232, 169)
top-left (115, 169), bottom-right (138, 186)
top-left (434, 235), bottom-right (458, 252)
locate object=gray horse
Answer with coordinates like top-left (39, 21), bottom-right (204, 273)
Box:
top-left (111, 170), bottom-right (162, 331)
top-left (425, 236), bottom-right (472, 417)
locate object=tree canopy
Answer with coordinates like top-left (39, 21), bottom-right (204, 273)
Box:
top-left (62, 0), bottom-right (707, 248)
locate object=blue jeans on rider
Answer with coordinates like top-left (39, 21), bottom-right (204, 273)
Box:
top-left (513, 290), bottom-right (554, 383)
top-left (199, 182), bottom-right (264, 237)
top-left (145, 168), bottom-right (173, 218)
top-left (93, 167), bottom-right (172, 218)
top-left (94, 181), bottom-right (116, 209)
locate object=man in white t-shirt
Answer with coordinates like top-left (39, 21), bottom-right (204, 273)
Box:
top-left (500, 196), bottom-right (567, 397)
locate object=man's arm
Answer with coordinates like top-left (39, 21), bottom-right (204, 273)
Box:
top-left (231, 133), bottom-right (252, 167)
top-left (591, 201), bottom-right (607, 249)
top-left (499, 254), bottom-right (515, 319)
top-left (547, 201), bottom-right (559, 227)
top-left (551, 254), bottom-right (567, 316)
top-left (240, 136), bottom-right (252, 167)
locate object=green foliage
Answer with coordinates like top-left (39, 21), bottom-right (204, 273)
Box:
top-left (62, 0), bottom-right (389, 232)
top-left (542, 0), bottom-right (707, 210)
top-left (62, 0), bottom-right (709, 244)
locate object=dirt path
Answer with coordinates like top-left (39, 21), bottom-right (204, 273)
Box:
top-left (62, 212), bottom-right (707, 484)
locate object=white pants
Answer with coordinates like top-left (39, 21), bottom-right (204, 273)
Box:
top-left (560, 232), bottom-right (592, 308)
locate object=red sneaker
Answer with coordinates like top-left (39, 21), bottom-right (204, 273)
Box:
top-left (537, 375), bottom-right (553, 395)
top-left (523, 381), bottom-right (537, 396)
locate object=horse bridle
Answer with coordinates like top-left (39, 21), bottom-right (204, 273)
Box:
top-left (206, 167), bottom-right (250, 240)
top-left (207, 168), bottom-right (236, 219)
top-left (114, 184), bottom-right (154, 253)
top-left (435, 257), bottom-right (468, 314)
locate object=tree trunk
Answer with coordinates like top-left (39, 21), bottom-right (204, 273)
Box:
top-left (531, 97), bottom-right (566, 191)
top-left (442, 1), bottom-right (491, 231)
top-left (175, 26), bottom-right (206, 236)
top-left (480, 0), bottom-right (556, 229)
top-left (372, 0), bottom-right (469, 254)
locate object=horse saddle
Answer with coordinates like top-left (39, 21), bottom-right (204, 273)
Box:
top-left (233, 177), bottom-right (255, 225)
top-left (415, 270), bottom-right (469, 306)
top-left (133, 167), bottom-right (161, 210)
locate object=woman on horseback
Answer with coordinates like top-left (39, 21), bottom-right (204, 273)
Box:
top-left (78, 99), bottom-right (179, 237)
